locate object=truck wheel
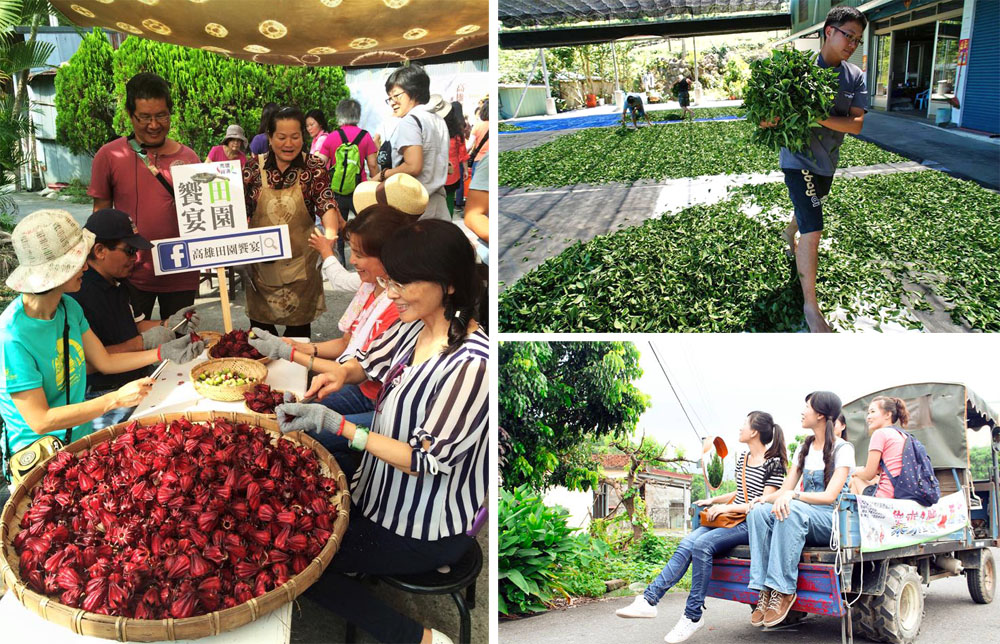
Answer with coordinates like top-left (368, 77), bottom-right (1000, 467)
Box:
top-left (783, 610), bottom-right (807, 625)
top-left (867, 564), bottom-right (924, 644)
top-left (966, 548), bottom-right (995, 604)
top-left (852, 596), bottom-right (880, 642)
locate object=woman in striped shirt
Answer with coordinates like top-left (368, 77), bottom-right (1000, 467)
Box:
top-left (276, 219), bottom-right (487, 644)
top-left (616, 412), bottom-right (787, 644)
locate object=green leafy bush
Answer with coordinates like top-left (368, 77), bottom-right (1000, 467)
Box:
top-left (55, 28), bottom-right (115, 155)
top-left (96, 37), bottom-right (349, 158)
top-left (498, 485), bottom-right (603, 615)
top-left (499, 171), bottom-right (1000, 332)
top-left (498, 120), bottom-right (903, 189)
top-left (742, 47), bottom-right (839, 153)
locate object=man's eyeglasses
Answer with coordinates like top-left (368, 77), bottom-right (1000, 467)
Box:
top-left (385, 91), bottom-right (407, 105)
top-left (376, 276), bottom-right (408, 295)
top-left (132, 112), bottom-right (171, 125)
top-left (113, 245), bottom-right (138, 257)
top-left (830, 25), bottom-right (863, 47)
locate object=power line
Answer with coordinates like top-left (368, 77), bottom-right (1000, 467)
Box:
top-left (648, 340), bottom-right (704, 446)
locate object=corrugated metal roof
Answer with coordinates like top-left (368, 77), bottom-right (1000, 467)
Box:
top-left (500, 0), bottom-right (787, 28)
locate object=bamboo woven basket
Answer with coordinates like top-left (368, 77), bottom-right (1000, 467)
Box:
top-left (243, 388), bottom-right (295, 420)
top-left (0, 411), bottom-right (351, 641)
top-left (191, 358), bottom-right (268, 402)
top-left (205, 331), bottom-right (271, 365)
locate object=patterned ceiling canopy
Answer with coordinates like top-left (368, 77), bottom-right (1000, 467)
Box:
top-left (51, 0), bottom-right (488, 67)
top-left (500, 0), bottom-right (785, 27)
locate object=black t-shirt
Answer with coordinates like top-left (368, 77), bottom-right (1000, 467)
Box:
top-left (674, 79), bottom-right (691, 95)
top-left (69, 268), bottom-right (151, 392)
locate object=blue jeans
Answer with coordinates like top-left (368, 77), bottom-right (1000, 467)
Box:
top-left (645, 522), bottom-right (749, 621)
top-left (85, 390), bottom-right (135, 431)
top-left (747, 500), bottom-right (835, 594)
top-left (316, 384), bottom-right (375, 480)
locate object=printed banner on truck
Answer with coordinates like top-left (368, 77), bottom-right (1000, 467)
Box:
top-left (856, 491), bottom-right (969, 552)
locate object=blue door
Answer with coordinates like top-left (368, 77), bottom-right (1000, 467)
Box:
top-left (962, 0), bottom-right (1000, 133)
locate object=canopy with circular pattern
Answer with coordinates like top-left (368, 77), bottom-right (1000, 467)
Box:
top-left (50, 0), bottom-right (488, 67)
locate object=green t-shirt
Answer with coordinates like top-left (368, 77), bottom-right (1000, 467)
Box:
top-left (0, 294), bottom-right (91, 454)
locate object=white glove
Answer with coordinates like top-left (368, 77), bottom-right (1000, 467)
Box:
top-left (140, 325), bottom-right (175, 350)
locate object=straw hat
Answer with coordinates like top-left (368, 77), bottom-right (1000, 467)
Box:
top-left (353, 174), bottom-right (428, 217)
top-left (222, 124), bottom-right (248, 147)
top-left (6, 209), bottom-right (95, 294)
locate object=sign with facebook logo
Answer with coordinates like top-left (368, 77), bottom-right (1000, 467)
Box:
top-left (151, 225), bottom-right (292, 275)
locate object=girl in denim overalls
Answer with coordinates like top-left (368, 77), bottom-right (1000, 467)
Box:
top-left (615, 412), bottom-right (788, 643)
top-left (746, 391), bottom-right (855, 628)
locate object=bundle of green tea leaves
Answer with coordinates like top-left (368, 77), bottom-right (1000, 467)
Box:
top-left (742, 48), bottom-right (839, 154)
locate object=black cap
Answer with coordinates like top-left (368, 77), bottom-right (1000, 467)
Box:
top-left (84, 209), bottom-right (153, 250)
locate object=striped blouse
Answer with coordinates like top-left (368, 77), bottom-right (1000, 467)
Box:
top-left (350, 320), bottom-right (489, 540)
top-left (733, 453), bottom-right (786, 504)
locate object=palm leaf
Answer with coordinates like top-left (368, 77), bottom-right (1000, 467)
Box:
top-left (1, 37), bottom-right (54, 75)
top-left (0, 0), bottom-right (23, 34)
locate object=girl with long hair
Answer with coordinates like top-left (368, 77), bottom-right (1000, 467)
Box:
top-left (615, 412), bottom-right (787, 643)
top-left (849, 397), bottom-right (909, 497)
top-left (746, 391), bottom-right (855, 628)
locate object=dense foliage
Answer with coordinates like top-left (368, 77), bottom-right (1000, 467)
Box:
top-left (498, 119), bottom-right (904, 188)
top-left (498, 485), bottom-right (603, 615)
top-left (742, 47), bottom-right (839, 153)
top-left (499, 171), bottom-right (1000, 332)
top-left (54, 28), bottom-right (115, 155)
top-left (55, 35), bottom-right (349, 159)
top-left (499, 341), bottom-right (649, 492)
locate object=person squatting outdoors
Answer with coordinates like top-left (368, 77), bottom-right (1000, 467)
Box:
top-left (761, 6), bottom-right (869, 333)
top-left (616, 412), bottom-right (787, 642)
top-left (622, 95), bottom-right (653, 129)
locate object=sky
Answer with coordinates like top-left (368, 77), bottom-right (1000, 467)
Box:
top-left (630, 334), bottom-right (1000, 473)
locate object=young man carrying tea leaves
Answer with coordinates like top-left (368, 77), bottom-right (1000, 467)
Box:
top-left (760, 6), bottom-right (868, 333)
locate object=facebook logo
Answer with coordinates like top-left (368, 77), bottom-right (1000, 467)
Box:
top-left (158, 242), bottom-right (189, 269)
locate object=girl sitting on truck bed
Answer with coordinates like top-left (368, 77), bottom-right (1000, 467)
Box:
top-left (746, 391), bottom-right (856, 629)
top-left (615, 412), bottom-right (787, 643)
top-left (849, 397), bottom-right (909, 498)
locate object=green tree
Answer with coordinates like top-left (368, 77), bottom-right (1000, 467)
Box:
top-left (970, 446), bottom-right (996, 480)
top-left (690, 475), bottom-right (737, 503)
top-left (54, 28), bottom-right (114, 155)
top-left (706, 452), bottom-right (724, 489)
top-left (787, 433), bottom-right (808, 466)
top-left (108, 36), bottom-right (348, 158)
top-left (499, 341), bottom-right (649, 492)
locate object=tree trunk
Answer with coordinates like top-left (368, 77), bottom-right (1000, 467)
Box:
top-left (13, 12), bottom-right (42, 191)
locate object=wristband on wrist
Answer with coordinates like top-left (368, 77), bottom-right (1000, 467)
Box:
top-left (290, 348), bottom-right (296, 363)
top-left (312, 343), bottom-right (318, 356)
top-left (157, 345), bottom-right (162, 361)
top-left (350, 425), bottom-right (369, 451)
top-left (336, 417), bottom-right (346, 437)
top-left (308, 354), bottom-right (315, 371)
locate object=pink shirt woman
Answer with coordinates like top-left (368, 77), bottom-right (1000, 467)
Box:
top-left (205, 124), bottom-right (248, 168)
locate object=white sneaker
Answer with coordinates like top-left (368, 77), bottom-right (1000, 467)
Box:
top-left (615, 594), bottom-right (657, 618)
top-left (429, 628), bottom-right (454, 644)
top-left (664, 616), bottom-right (704, 643)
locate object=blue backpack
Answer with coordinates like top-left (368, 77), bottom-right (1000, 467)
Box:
top-left (880, 426), bottom-right (941, 506)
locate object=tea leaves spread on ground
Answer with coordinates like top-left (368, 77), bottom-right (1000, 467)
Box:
top-left (499, 172), bottom-right (1000, 332)
top-left (499, 119), bottom-right (905, 188)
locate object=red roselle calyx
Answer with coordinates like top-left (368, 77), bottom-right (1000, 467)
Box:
top-left (12, 418), bottom-right (338, 619)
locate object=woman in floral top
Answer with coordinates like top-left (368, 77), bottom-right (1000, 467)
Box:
top-left (242, 106), bottom-right (340, 337)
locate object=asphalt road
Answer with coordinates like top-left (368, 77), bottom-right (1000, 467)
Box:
top-left (499, 549), bottom-right (1000, 644)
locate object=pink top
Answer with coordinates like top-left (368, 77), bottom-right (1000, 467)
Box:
top-left (318, 125), bottom-right (377, 181)
top-left (207, 145), bottom-right (247, 168)
top-left (310, 132), bottom-right (329, 159)
top-left (469, 121), bottom-right (489, 161)
top-left (88, 137), bottom-right (201, 292)
top-left (870, 426), bottom-right (907, 498)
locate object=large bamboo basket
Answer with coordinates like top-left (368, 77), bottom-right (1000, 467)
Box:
top-left (204, 331), bottom-right (271, 365)
top-left (0, 411), bottom-right (351, 641)
top-left (191, 358), bottom-right (268, 402)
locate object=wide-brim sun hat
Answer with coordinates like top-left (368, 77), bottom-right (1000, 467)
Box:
top-left (6, 209), bottom-right (95, 294)
top-left (222, 124), bottom-right (248, 147)
top-left (353, 174), bottom-right (429, 217)
top-left (426, 94), bottom-right (451, 119)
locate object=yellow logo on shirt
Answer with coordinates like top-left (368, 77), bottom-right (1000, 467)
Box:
top-left (52, 338), bottom-right (86, 391)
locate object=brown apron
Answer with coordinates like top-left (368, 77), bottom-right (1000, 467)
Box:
top-left (246, 155), bottom-right (325, 326)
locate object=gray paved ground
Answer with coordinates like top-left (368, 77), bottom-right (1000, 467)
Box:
top-left (499, 549), bottom-right (1000, 643)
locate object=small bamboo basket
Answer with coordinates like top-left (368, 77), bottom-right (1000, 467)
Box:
top-left (243, 387), bottom-right (295, 420)
top-left (205, 332), bottom-right (271, 365)
top-left (0, 411), bottom-right (351, 642)
top-left (191, 358), bottom-right (268, 402)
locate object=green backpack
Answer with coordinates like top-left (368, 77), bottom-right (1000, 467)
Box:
top-left (330, 127), bottom-right (367, 195)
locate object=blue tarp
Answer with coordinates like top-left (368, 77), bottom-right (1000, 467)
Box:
top-left (500, 113), bottom-right (744, 133)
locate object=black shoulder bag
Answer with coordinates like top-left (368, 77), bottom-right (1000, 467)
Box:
top-left (3, 300), bottom-right (73, 485)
